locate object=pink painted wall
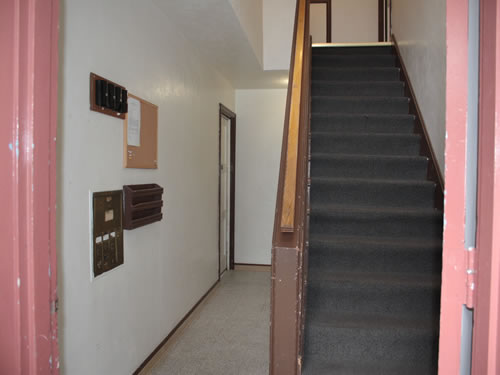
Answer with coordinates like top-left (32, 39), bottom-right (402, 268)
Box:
top-left (439, 0), bottom-right (469, 373)
top-left (0, 0), bottom-right (60, 373)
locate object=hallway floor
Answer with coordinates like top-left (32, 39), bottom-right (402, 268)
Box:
top-left (142, 271), bottom-right (270, 375)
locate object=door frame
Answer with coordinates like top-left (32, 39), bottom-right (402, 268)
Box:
top-left (309, 0), bottom-right (332, 43)
top-left (0, 0), bottom-right (60, 373)
top-left (471, 0), bottom-right (500, 373)
top-left (218, 104), bottom-right (236, 278)
top-left (440, 0), bottom-right (500, 373)
top-left (378, 0), bottom-right (390, 42)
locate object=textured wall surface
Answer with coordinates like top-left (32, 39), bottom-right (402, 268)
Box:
top-left (58, 0), bottom-right (234, 373)
top-left (392, 0), bottom-right (447, 173)
top-left (235, 89), bottom-right (287, 265)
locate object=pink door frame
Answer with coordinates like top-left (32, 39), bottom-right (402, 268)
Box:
top-left (439, 0), bottom-right (469, 372)
top-left (440, 0), bottom-right (500, 374)
top-left (472, 0), bottom-right (500, 373)
top-left (0, 0), bottom-right (60, 373)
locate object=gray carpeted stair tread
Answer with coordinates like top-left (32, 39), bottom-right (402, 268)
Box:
top-left (312, 81), bottom-right (405, 96)
top-left (312, 96), bottom-right (410, 114)
top-left (308, 235), bottom-right (442, 274)
top-left (302, 357), bottom-right (436, 375)
top-left (311, 113), bottom-right (416, 133)
top-left (311, 132), bottom-right (421, 155)
top-left (312, 54), bottom-right (397, 68)
top-left (311, 153), bottom-right (429, 180)
top-left (303, 45), bottom-right (441, 374)
top-left (312, 46), bottom-right (394, 55)
top-left (313, 67), bottom-right (401, 81)
top-left (309, 233), bottom-right (442, 248)
top-left (304, 330), bottom-right (437, 370)
top-left (309, 204), bottom-right (443, 238)
top-left (310, 177), bottom-right (436, 208)
top-left (308, 270), bottom-right (441, 288)
top-left (306, 311), bottom-right (439, 331)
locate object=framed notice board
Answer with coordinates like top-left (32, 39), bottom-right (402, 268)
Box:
top-left (123, 93), bottom-right (158, 169)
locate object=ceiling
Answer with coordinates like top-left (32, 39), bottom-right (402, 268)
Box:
top-left (152, 0), bottom-right (289, 89)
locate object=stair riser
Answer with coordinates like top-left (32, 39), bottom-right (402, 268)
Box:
top-left (312, 82), bottom-right (405, 97)
top-left (310, 182), bottom-right (436, 208)
top-left (311, 115), bottom-right (415, 134)
top-left (311, 135), bottom-right (421, 156)
top-left (312, 55), bottom-right (397, 68)
top-left (311, 157), bottom-right (429, 180)
top-left (312, 98), bottom-right (409, 114)
top-left (312, 47), bottom-right (394, 55)
top-left (308, 247), bottom-right (442, 274)
top-left (307, 283), bottom-right (441, 317)
top-left (309, 213), bottom-right (443, 238)
top-left (312, 68), bottom-right (400, 82)
top-left (304, 324), bottom-right (438, 366)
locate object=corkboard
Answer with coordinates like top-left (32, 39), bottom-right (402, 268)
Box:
top-left (123, 94), bottom-right (158, 169)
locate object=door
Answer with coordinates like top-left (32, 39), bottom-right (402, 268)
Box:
top-left (310, 0), bottom-right (331, 43)
top-left (218, 104), bottom-right (236, 277)
top-left (219, 115), bottom-right (231, 276)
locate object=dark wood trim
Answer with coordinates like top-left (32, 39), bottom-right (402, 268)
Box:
top-left (218, 104), bottom-right (236, 278)
top-left (378, 0), bottom-right (385, 42)
top-left (391, 34), bottom-right (445, 209)
top-left (133, 280), bottom-right (220, 375)
top-left (385, 0), bottom-right (390, 41)
top-left (310, 0), bottom-right (332, 43)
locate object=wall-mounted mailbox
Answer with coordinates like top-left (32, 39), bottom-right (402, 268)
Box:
top-left (123, 184), bottom-right (164, 230)
top-left (92, 190), bottom-right (124, 277)
top-left (90, 73), bottom-right (127, 119)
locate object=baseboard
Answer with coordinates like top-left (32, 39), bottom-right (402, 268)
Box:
top-left (234, 263), bottom-right (271, 272)
top-left (133, 279), bottom-right (220, 375)
top-left (391, 34), bottom-right (445, 210)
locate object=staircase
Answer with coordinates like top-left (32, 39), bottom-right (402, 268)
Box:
top-left (302, 46), bottom-right (443, 374)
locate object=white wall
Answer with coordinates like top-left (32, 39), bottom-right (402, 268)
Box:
top-left (263, 0), bottom-right (296, 70)
top-left (228, 0), bottom-right (264, 66)
top-left (392, 0), bottom-right (446, 172)
top-left (58, 0), bottom-right (234, 373)
top-left (263, 0), bottom-right (379, 70)
top-left (331, 0), bottom-right (378, 43)
top-left (235, 89), bottom-right (287, 265)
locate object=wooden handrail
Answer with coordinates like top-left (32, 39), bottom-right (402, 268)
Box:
top-left (280, 0), bottom-right (308, 232)
top-left (270, 0), bottom-right (311, 373)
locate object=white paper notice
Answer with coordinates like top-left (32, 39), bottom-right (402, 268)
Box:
top-left (127, 97), bottom-right (141, 146)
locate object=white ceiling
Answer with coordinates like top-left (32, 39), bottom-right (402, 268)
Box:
top-left (152, 0), bottom-right (289, 89)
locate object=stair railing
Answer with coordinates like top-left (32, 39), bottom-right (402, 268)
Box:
top-left (270, 0), bottom-right (312, 373)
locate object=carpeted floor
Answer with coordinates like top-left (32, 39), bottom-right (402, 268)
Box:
top-left (302, 45), bottom-right (443, 375)
top-left (143, 271), bottom-right (270, 375)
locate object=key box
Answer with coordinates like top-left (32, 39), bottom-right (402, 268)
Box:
top-left (92, 190), bottom-right (124, 277)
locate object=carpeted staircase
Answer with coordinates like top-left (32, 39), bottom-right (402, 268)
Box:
top-left (302, 45), bottom-right (442, 375)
